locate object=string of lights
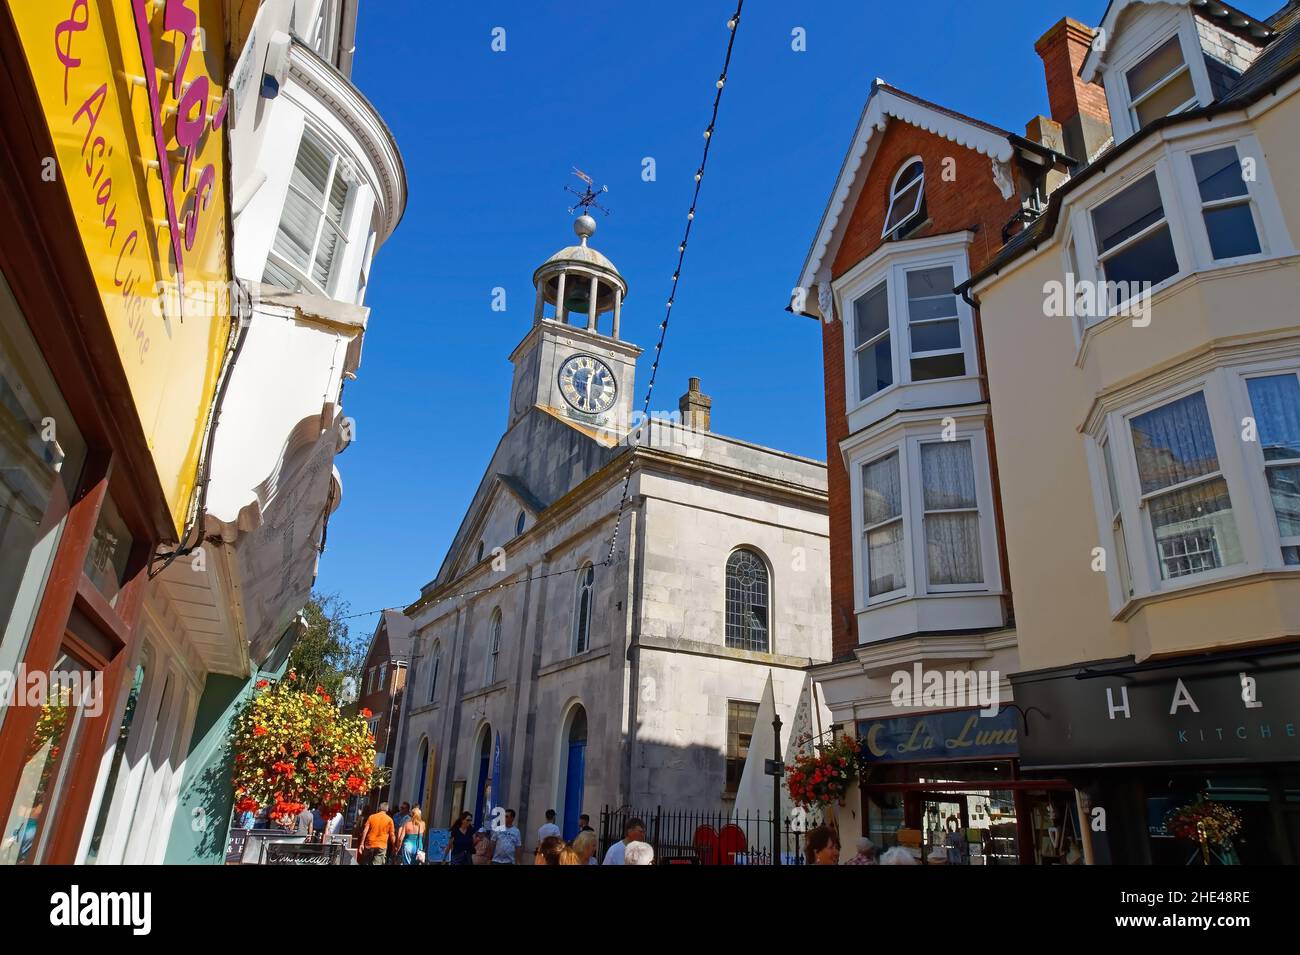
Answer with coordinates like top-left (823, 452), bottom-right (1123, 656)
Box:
top-left (337, 4), bottom-right (745, 624)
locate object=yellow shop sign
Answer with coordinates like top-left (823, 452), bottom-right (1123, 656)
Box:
top-left (7, 0), bottom-right (233, 537)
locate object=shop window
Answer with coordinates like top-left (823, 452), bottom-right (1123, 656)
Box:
top-left (724, 700), bottom-right (758, 798)
top-left (0, 649), bottom-right (98, 864)
top-left (82, 493), bottom-right (133, 607)
top-left (0, 273), bottom-right (87, 693)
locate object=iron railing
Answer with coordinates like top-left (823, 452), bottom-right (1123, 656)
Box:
top-left (598, 805), bottom-right (809, 865)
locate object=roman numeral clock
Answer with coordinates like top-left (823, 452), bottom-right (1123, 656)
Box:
top-left (558, 354), bottom-right (617, 415)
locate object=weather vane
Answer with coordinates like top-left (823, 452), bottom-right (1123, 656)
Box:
top-left (565, 167), bottom-right (611, 216)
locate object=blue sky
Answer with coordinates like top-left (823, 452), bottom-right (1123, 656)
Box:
top-left (316, 0), bottom-right (1110, 630)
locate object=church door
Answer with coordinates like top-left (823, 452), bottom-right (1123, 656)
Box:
top-left (562, 707), bottom-right (587, 840)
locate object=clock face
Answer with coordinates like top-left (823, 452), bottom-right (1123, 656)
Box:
top-left (558, 354), bottom-right (618, 414)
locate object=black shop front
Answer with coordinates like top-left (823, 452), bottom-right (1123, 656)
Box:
top-left (1011, 645), bottom-right (1300, 865)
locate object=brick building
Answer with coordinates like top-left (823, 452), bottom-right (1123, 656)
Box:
top-left (791, 26), bottom-right (1108, 864)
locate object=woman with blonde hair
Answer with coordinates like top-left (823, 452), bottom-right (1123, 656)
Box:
top-left (571, 829), bottom-right (598, 865)
top-left (558, 846), bottom-right (582, 865)
top-left (397, 807), bottom-right (426, 865)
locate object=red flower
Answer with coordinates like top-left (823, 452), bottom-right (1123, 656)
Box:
top-left (361, 708), bottom-right (373, 719)
top-left (253, 726), bottom-right (268, 737)
top-left (256, 679), bottom-right (269, 689)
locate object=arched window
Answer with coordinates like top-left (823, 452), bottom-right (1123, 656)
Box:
top-left (882, 159), bottom-right (926, 240)
top-left (427, 642), bottom-right (441, 703)
top-left (485, 610), bottom-right (502, 684)
top-left (573, 562), bottom-right (595, 654)
top-left (515, 510), bottom-right (526, 536)
top-left (725, 549), bottom-right (770, 652)
top-left (475, 540), bottom-right (485, 564)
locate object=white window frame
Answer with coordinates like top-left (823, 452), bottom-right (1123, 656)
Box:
top-left (849, 423), bottom-right (1003, 613)
top-left (264, 124), bottom-right (356, 297)
top-left (1101, 14), bottom-right (1213, 143)
top-left (881, 157), bottom-right (926, 240)
top-left (1086, 364), bottom-right (1295, 613)
top-left (1070, 129), bottom-right (1291, 345)
top-left (836, 234), bottom-right (981, 427)
top-left (1123, 33), bottom-right (1199, 131)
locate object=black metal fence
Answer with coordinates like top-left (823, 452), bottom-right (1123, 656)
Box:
top-left (598, 805), bottom-right (809, 865)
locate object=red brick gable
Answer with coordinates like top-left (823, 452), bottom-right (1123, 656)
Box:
top-left (819, 117), bottom-right (1021, 660)
top-left (830, 119), bottom-right (1021, 281)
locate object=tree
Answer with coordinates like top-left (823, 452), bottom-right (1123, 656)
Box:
top-left (285, 592), bottom-right (366, 699)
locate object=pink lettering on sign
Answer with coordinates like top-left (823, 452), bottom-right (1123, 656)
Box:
top-left (129, 0), bottom-right (227, 307)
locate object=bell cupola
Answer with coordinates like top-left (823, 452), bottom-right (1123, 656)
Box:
top-left (531, 214), bottom-right (628, 338)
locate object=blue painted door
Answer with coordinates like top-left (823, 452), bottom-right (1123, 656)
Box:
top-left (563, 740), bottom-right (586, 841)
top-left (474, 752), bottom-right (490, 828)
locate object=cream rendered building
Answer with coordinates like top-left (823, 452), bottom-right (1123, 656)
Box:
top-left (964, 0), bottom-right (1300, 863)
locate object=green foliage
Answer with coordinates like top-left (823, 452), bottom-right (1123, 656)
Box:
top-left (285, 592), bottom-right (366, 699)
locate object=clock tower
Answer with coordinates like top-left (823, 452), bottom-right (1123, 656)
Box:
top-left (507, 215), bottom-right (640, 433)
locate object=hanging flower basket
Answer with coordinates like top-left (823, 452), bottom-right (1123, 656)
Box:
top-left (230, 671), bottom-right (379, 825)
top-left (786, 735), bottom-right (859, 810)
top-left (1164, 796), bottom-right (1242, 865)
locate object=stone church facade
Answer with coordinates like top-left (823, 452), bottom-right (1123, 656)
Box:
top-left (392, 217), bottom-right (831, 841)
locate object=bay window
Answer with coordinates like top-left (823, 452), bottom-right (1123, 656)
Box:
top-left (1190, 145), bottom-right (1261, 261)
top-left (920, 441), bottom-right (982, 586)
top-left (1128, 391), bottom-right (1242, 580)
top-left (906, 266), bottom-right (965, 381)
top-left (1090, 360), bottom-right (1300, 611)
top-left (264, 125), bottom-right (354, 296)
top-left (854, 427), bottom-right (999, 614)
top-left (863, 451), bottom-right (905, 598)
top-left (853, 282), bottom-right (892, 400)
top-left (840, 237), bottom-right (977, 415)
top-left (1091, 171), bottom-right (1179, 293)
top-left (1245, 373), bottom-right (1300, 565)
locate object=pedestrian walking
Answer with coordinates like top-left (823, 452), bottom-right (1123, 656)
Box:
top-left (535, 835), bottom-right (565, 865)
top-left (490, 809), bottom-right (523, 864)
top-left (537, 809), bottom-right (561, 846)
top-left (295, 804), bottom-right (315, 840)
top-left (804, 825), bottom-right (840, 865)
top-left (624, 841), bottom-right (654, 865)
top-left (472, 826), bottom-right (494, 865)
top-left (358, 802), bottom-right (396, 865)
top-left (398, 807), bottom-right (426, 865)
top-left (578, 813), bottom-right (594, 833)
top-left (571, 829), bottom-right (598, 866)
top-left (600, 818), bottom-right (645, 865)
top-left (446, 812), bottom-right (475, 865)
top-left (845, 837), bottom-right (877, 865)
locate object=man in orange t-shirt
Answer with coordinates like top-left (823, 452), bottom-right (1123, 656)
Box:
top-left (358, 802), bottom-right (395, 865)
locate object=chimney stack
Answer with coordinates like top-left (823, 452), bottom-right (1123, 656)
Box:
top-left (1035, 18), bottom-right (1112, 164)
top-left (679, 377), bottom-right (712, 432)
